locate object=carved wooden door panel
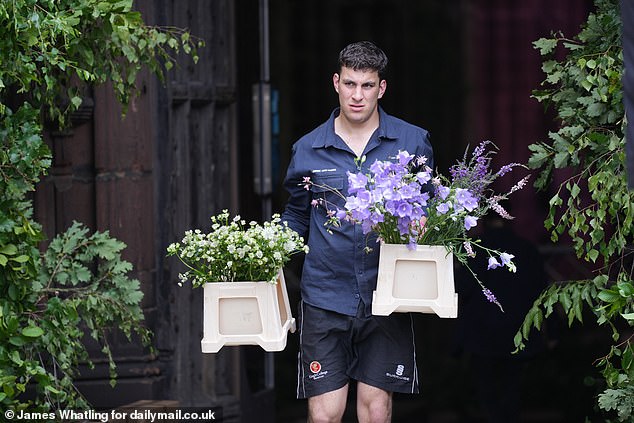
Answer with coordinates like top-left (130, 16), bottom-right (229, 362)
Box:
top-left (33, 1), bottom-right (249, 419)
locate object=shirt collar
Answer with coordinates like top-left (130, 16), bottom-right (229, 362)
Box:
top-left (311, 106), bottom-right (398, 149)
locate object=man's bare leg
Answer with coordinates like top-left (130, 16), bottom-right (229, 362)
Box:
top-left (356, 382), bottom-right (392, 423)
top-left (307, 384), bottom-right (349, 423)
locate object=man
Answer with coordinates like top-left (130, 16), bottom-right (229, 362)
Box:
top-left (281, 41), bottom-right (434, 423)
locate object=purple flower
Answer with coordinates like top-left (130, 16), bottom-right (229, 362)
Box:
top-left (487, 256), bottom-right (501, 270)
top-left (416, 170), bottom-right (432, 185)
top-left (495, 163), bottom-right (520, 177)
top-left (384, 200), bottom-right (397, 216)
top-left (436, 202), bottom-right (451, 214)
top-left (370, 159), bottom-right (389, 178)
top-left (351, 208), bottom-right (371, 225)
top-left (397, 150), bottom-right (414, 166)
top-left (499, 252), bottom-right (514, 266)
top-left (455, 188), bottom-right (478, 211)
top-left (488, 198), bottom-right (513, 219)
top-left (482, 288), bottom-right (498, 303)
top-left (464, 215), bottom-right (478, 230)
top-left (361, 219), bottom-right (373, 234)
top-left (369, 211), bottom-right (385, 225)
top-left (380, 185), bottom-right (397, 201)
top-left (397, 217), bottom-right (411, 235)
top-left (509, 175), bottom-right (530, 195)
top-left (463, 241), bottom-right (475, 257)
top-left (449, 166), bottom-right (468, 181)
top-left (409, 205), bottom-right (425, 220)
top-left (397, 183), bottom-right (418, 200)
top-left (356, 188), bottom-right (372, 204)
top-left (347, 172), bottom-right (368, 193)
top-left (472, 141), bottom-right (489, 159)
top-left (500, 252), bottom-right (517, 272)
top-left (436, 185), bottom-right (450, 200)
top-left (395, 201), bottom-right (413, 218)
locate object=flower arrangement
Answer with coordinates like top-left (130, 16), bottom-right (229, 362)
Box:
top-left (305, 141), bottom-right (529, 309)
top-left (167, 210), bottom-right (309, 287)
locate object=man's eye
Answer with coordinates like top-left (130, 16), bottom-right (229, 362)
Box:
top-left (345, 82), bottom-right (355, 87)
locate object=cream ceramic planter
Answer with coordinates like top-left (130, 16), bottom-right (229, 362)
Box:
top-left (372, 244), bottom-right (458, 318)
top-left (201, 269), bottom-right (296, 353)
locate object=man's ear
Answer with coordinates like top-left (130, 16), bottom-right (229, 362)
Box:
top-left (378, 79), bottom-right (387, 99)
top-left (333, 73), bottom-right (340, 93)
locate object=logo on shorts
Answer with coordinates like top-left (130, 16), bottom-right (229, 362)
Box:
top-left (386, 364), bottom-right (410, 381)
top-left (309, 361), bottom-right (322, 374)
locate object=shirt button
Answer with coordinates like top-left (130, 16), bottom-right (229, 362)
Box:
top-left (355, 294), bottom-right (360, 299)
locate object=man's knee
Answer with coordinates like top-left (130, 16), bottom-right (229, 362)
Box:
top-left (307, 385), bottom-right (348, 423)
top-left (356, 383), bottom-right (392, 423)
top-left (308, 408), bottom-right (345, 423)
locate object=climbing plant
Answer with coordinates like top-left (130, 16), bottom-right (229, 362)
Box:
top-left (513, 0), bottom-right (634, 420)
top-left (0, 0), bottom-right (201, 412)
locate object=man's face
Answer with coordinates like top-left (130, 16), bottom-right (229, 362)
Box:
top-left (333, 66), bottom-right (386, 125)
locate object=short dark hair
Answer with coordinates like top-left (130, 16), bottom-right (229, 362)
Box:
top-left (338, 41), bottom-right (388, 79)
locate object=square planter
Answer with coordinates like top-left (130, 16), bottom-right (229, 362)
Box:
top-left (372, 244), bottom-right (458, 318)
top-left (201, 269), bottom-right (296, 353)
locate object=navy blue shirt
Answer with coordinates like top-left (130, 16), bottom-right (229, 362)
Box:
top-left (281, 107), bottom-right (434, 317)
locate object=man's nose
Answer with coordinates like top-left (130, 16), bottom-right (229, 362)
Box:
top-left (352, 86), bottom-right (363, 100)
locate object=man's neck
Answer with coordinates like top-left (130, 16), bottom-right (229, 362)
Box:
top-left (334, 112), bottom-right (380, 157)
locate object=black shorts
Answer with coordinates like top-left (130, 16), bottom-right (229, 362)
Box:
top-left (296, 301), bottom-right (419, 399)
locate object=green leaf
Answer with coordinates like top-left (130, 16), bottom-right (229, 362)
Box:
top-left (22, 326), bottom-right (44, 338)
top-left (44, 385), bottom-right (62, 394)
top-left (534, 38), bottom-right (558, 55)
top-left (0, 244), bottom-right (18, 255)
top-left (10, 255), bottom-right (29, 263)
top-left (587, 102), bottom-right (606, 117)
top-left (587, 249), bottom-right (599, 262)
top-left (623, 347), bottom-right (633, 371)
top-left (70, 96), bottom-right (83, 109)
top-left (8, 336), bottom-right (26, 347)
top-left (553, 151), bottom-right (569, 168)
top-left (549, 194), bottom-right (562, 207)
top-left (598, 289), bottom-right (621, 303)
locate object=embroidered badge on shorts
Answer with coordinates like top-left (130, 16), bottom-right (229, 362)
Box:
top-left (309, 361), bottom-right (321, 373)
top-left (308, 361), bottom-right (328, 380)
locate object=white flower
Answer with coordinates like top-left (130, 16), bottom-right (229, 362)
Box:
top-left (167, 210), bottom-right (307, 287)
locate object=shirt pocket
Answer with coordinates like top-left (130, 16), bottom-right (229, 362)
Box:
top-left (310, 173), bottom-right (346, 207)
top-left (310, 173), bottom-right (345, 193)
